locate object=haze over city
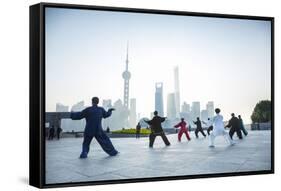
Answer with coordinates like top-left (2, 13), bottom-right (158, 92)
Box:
top-left (45, 8), bottom-right (271, 124)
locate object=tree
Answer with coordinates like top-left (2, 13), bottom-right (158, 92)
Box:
top-left (251, 100), bottom-right (271, 123)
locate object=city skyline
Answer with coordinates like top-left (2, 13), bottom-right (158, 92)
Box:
top-left (45, 8), bottom-right (271, 124)
top-left (55, 98), bottom-right (214, 123)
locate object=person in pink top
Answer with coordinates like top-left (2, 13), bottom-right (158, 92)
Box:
top-left (174, 118), bottom-right (191, 142)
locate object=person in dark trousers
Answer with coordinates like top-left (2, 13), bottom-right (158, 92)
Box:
top-left (193, 117), bottom-right (206, 138)
top-left (174, 118), bottom-right (191, 142)
top-left (70, 97), bottom-right (118, 158)
top-left (106, 127), bottom-right (110, 133)
top-left (238, 115), bottom-right (248, 136)
top-left (48, 125), bottom-right (55, 140)
top-left (225, 113), bottom-right (243, 140)
top-left (136, 122), bottom-right (141, 139)
top-left (145, 111), bottom-right (171, 148)
top-left (57, 126), bottom-right (62, 140)
top-left (202, 118), bottom-right (213, 135)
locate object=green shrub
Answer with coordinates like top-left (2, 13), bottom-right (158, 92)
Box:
top-left (111, 128), bottom-right (151, 135)
top-left (251, 100), bottom-right (271, 123)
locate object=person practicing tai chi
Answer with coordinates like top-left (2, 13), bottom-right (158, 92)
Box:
top-left (209, 108), bottom-right (234, 147)
top-left (238, 115), bottom-right (248, 136)
top-left (145, 111), bottom-right (171, 148)
top-left (225, 113), bottom-right (243, 140)
top-left (193, 117), bottom-right (206, 138)
top-left (202, 118), bottom-right (213, 136)
top-left (70, 97), bottom-right (118, 158)
top-left (174, 118), bottom-right (191, 142)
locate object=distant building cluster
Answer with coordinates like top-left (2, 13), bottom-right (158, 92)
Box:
top-left (56, 101), bottom-right (86, 132)
top-left (154, 66), bottom-right (215, 128)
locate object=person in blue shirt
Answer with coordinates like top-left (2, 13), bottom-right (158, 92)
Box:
top-left (70, 97), bottom-right (118, 158)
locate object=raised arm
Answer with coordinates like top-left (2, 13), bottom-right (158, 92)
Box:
top-left (144, 120), bottom-right (152, 125)
top-left (174, 122), bottom-right (181, 128)
top-left (160, 117), bottom-right (166, 122)
top-left (70, 109), bottom-right (87, 120)
top-left (102, 108), bottom-right (115, 118)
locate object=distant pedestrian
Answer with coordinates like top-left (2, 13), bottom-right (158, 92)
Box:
top-left (193, 117), bottom-right (206, 138)
top-left (145, 111), bottom-right (171, 148)
top-left (208, 108), bottom-right (234, 147)
top-left (106, 127), bottom-right (110, 133)
top-left (48, 125), bottom-right (55, 140)
top-left (174, 118), bottom-right (191, 142)
top-left (202, 118), bottom-right (213, 135)
top-left (238, 115), bottom-right (248, 136)
top-left (70, 97), bottom-right (118, 158)
top-left (225, 113), bottom-right (243, 140)
top-left (188, 125), bottom-right (192, 132)
top-left (136, 122), bottom-right (141, 139)
top-left (57, 126), bottom-right (62, 140)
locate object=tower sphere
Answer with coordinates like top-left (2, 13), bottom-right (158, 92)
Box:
top-left (122, 71), bottom-right (131, 79)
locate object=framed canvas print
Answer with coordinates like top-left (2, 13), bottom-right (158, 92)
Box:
top-left (29, 2), bottom-right (274, 188)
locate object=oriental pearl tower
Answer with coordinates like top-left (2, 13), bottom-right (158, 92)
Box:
top-left (122, 43), bottom-right (131, 109)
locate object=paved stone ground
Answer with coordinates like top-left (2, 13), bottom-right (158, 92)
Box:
top-left (46, 130), bottom-right (271, 184)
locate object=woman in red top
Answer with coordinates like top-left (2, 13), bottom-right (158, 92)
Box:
top-left (174, 118), bottom-right (191, 142)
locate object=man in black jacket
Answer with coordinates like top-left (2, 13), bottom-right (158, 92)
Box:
top-left (225, 113), bottom-right (243, 140)
top-left (145, 111), bottom-right (171, 148)
top-left (193, 117), bottom-right (206, 138)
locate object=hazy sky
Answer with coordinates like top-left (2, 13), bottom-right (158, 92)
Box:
top-left (45, 7), bottom-right (271, 123)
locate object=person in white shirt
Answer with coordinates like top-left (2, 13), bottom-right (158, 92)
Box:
top-left (209, 108), bottom-right (234, 147)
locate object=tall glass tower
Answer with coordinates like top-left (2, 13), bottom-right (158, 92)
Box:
top-left (174, 66), bottom-right (180, 117)
top-left (155, 82), bottom-right (164, 117)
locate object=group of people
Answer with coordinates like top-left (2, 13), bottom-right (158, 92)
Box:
top-left (70, 96), bottom-right (248, 158)
top-left (192, 110), bottom-right (248, 147)
top-left (137, 108), bottom-right (248, 148)
top-left (48, 125), bottom-right (62, 140)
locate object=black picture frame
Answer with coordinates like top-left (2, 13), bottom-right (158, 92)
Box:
top-left (29, 2), bottom-right (275, 189)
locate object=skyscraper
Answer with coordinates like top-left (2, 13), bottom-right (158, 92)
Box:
top-left (129, 98), bottom-right (136, 128)
top-left (155, 82), bottom-right (164, 117)
top-left (55, 103), bottom-right (69, 132)
top-left (206, 101), bottom-right (215, 118)
top-left (122, 43), bottom-right (131, 109)
top-left (181, 102), bottom-right (190, 113)
top-left (167, 93), bottom-right (176, 119)
top-left (191, 101), bottom-right (200, 120)
top-left (110, 99), bottom-right (129, 130)
top-left (174, 66), bottom-right (180, 117)
top-left (102, 99), bottom-right (112, 109)
top-left (201, 109), bottom-right (208, 122)
top-left (71, 101), bottom-right (85, 111)
top-left (56, 103), bottom-right (69, 112)
top-left (180, 102), bottom-right (192, 127)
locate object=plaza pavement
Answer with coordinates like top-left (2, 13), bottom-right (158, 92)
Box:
top-left (46, 130), bottom-right (271, 184)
